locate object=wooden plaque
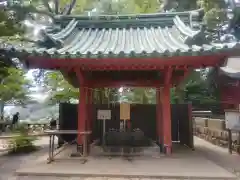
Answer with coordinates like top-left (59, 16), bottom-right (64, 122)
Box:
top-left (120, 103), bottom-right (130, 120)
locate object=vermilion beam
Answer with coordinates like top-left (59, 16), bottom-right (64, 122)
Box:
top-left (27, 54), bottom-right (226, 70)
top-left (88, 80), bottom-right (163, 88)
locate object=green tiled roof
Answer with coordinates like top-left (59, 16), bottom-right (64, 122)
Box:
top-left (1, 9), bottom-right (240, 59)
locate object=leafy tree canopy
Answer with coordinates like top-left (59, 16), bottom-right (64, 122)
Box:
top-left (0, 67), bottom-right (31, 117)
top-left (0, 0), bottom-right (233, 107)
top-left (43, 71), bottom-right (79, 104)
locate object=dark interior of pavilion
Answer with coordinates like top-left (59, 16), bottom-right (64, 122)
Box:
top-left (58, 88), bottom-right (193, 156)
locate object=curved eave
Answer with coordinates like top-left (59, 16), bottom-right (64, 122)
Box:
top-left (23, 53), bottom-right (227, 72)
top-left (48, 19), bottom-right (77, 40)
top-left (8, 42), bottom-right (240, 59)
top-left (220, 67), bottom-right (240, 79)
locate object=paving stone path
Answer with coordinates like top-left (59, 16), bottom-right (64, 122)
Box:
top-left (7, 177), bottom-right (226, 180)
top-left (194, 137), bottom-right (240, 174)
top-left (8, 176), bottom-right (235, 180)
top-left (1, 137), bottom-right (240, 180)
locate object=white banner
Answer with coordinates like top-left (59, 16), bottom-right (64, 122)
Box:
top-left (225, 111), bottom-right (240, 130)
top-left (97, 110), bottom-right (111, 120)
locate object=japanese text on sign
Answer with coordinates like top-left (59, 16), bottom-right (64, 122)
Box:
top-left (120, 103), bottom-right (130, 120)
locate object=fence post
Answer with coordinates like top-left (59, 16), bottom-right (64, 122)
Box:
top-left (228, 129), bottom-right (232, 154)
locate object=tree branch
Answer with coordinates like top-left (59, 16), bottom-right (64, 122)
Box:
top-left (54, 0), bottom-right (59, 14)
top-left (66, 0), bottom-right (76, 15)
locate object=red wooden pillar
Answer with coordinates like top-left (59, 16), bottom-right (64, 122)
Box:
top-left (86, 88), bottom-right (90, 131)
top-left (156, 88), bottom-right (163, 150)
top-left (162, 68), bottom-right (172, 155)
top-left (85, 87), bottom-right (93, 153)
top-left (76, 70), bottom-right (87, 149)
top-left (88, 89), bottom-right (93, 135)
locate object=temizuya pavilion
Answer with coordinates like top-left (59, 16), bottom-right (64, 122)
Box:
top-left (1, 9), bottom-right (240, 154)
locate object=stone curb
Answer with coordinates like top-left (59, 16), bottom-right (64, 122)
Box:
top-left (15, 171), bottom-right (238, 180)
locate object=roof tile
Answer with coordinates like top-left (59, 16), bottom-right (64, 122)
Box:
top-left (1, 9), bottom-right (240, 59)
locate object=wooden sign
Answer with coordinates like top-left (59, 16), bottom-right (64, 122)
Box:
top-left (97, 110), bottom-right (111, 120)
top-left (120, 103), bottom-right (130, 120)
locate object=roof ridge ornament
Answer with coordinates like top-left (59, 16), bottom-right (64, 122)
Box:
top-left (37, 29), bottom-right (63, 49)
top-left (173, 16), bottom-right (209, 46)
top-left (53, 8), bottom-right (204, 21)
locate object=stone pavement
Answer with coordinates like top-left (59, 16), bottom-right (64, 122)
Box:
top-left (194, 137), bottom-right (240, 174)
top-left (7, 177), bottom-right (230, 180)
top-left (0, 137), bottom-right (50, 180)
top-left (5, 177), bottom-right (223, 180)
top-left (1, 137), bottom-right (240, 180)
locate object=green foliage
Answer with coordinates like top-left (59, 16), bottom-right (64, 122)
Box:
top-left (93, 88), bottom-right (118, 104)
top-left (43, 71), bottom-right (79, 103)
top-left (197, 0), bottom-right (227, 30)
top-left (174, 70), bottom-right (219, 105)
top-left (176, 0), bottom-right (197, 11)
top-left (9, 134), bottom-right (37, 154)
top-left (204, 8), bottom-right (227, 29)
top-left (170, 88), bottom-right (178, 104)
top-left (81, 0), bottom-right (160, 15)
top-left (42, 71), bottom-right (119, 105)
top-left (0, 11), bottom-right (20, 36)
top-left (0, 67), bottom-right (31, 116)
top-left (0, 67), bottom-right (30, 103)
top-left (67, 0), bottom-right (96, 14)
top-left (121, 88), bottom-right (156, 104)
top-left (1, 0), bottom-right (226, 107)
top-left (7, 124), bottom-right (37, 154)
top-left (131, 0), bottom-right (161, 13)
top-left (197, 0), bottom-right (226, 12)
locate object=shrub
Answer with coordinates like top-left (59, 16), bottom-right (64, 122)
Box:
top-left (8, 124), bottom-right (38, 154)
top-left (8, 134), bottom-right (38, 154)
